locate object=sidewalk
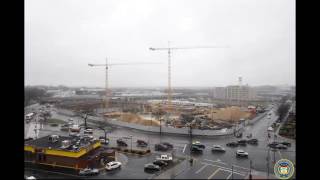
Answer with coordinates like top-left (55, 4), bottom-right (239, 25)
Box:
top-left (244, 169), bottom-right (277, 179)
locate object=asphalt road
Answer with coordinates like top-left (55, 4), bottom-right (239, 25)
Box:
top-left (25, 103), bottom-right (296, 179)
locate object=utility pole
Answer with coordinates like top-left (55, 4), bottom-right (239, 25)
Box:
top-left (83, 113), bottom-right (88, 130)
top-left (130, 135), bottom-right (133, 152)
top-left (273, 132), bottom-right (276, 164)
top-left (267, 148), bottom-right (270, 179)
top-left (249, 160), bottom-right (252, 180)
top-left (232, 165), bottom-right (234, 179)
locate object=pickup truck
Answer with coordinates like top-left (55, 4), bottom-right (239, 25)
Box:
top-left (156, 154), bottom-right (173, 161)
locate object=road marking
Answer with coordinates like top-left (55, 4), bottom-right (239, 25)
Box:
top-left (207, 168), bottom-right (220, 179)
top-left (201, 162), bottom-right (246, 176)
top-left (232, 164), bottom-right (250, 171)
top-left (182, 144), bottom-right (187, 153)
top-left (204, 159), bottom-right (227, 165)
top-left (226, 172), bottom-right (232, 179)
top-left (195, 164), bottom-right (208, 174)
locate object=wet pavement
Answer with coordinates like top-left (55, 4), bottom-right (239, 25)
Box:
top-left (24, 104), bottom-right (295, 179)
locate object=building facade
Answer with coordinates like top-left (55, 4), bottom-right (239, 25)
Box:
top-left (24, 135), bottom-right (115, 171)
top-left (213, 87), bottom-right (226, 99)
top-left (225, 85), bottom-right (256, 101)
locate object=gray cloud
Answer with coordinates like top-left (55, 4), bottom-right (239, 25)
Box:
top-left (25, 0), bottom-right (295, 87)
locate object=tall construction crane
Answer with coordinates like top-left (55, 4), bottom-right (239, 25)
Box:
top-left (149, 42), bottom-right (227, 113)
top-left (88, 57), bottom-right (160, 113)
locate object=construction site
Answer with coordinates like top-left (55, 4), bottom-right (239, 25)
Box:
top-left (39, 45), bottom-right (268, 133)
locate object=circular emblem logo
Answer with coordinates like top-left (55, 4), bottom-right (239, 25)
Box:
top-left (274, 159), bottom-right (295, 179)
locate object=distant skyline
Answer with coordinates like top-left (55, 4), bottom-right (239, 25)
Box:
top-left (25, 0), bottom-right (295, 87)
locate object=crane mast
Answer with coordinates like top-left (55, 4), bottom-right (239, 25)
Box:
top-left (149, 43), bottom-right (227, 116)
top-left (88, 58), bottom-right (161, 114)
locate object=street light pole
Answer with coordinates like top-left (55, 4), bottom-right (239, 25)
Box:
top-left (249, 160), bottom-right (252, 180)
top-left (232, 165), bottom-right (234, 179)
top-left (130, 135), bottom-right (133, 152)
top-left (267, 148), bottom-right (270, 179)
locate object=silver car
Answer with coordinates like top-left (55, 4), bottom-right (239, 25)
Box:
top-left (211, 145), bottom-right (226, 152)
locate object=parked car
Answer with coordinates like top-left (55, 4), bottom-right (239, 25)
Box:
top-left (156, 154), bottom-right (173, 162)
top-left (211, 145), bottom-right (226, 153)
top-left (236, 150), bottom-right (249, 158)
top-left (117, 139), bottom-right (128, 147)
top-left (105, 161), bottom-right (122, 171)
top-left (137, 140), bottom-right (148, 147)
top-left (69, 132), bottom-right (80, 137)
top-left (99, 136), bottom-right (109, 144)
top-left (84, 128), bottom-right (93, 134)
top-left (79, 168), bottom-right (99, 176)
top-left (153, 160), bottom-right (168, 168)
top-left (192, 141), bottom-right (205, 149)
top-left (161, 142), bottom-right (173, 149)
top-left (155, 144), bottom-right (168, 151)
top-left (144, 163), bottom-right (160, 171)
top-left (226, 142), bottom-right (238, 147)
top-left (190, 145), bottom-right (203, 153)
top-left (247, 139), bottom-right (258, 145)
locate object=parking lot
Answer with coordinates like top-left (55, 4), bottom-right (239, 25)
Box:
top-left (174, 159), bottom-right (249, 179)
top-left (25, 152), bottom-right (184, 179)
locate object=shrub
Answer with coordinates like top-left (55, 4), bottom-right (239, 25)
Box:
top-left (146, 149), bottom-right (151, 153)
top-left (130, 150), bottom-right (137, 154)
top-left (138, 151), bottom-right (144, 155)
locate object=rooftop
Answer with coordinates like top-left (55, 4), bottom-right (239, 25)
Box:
top-left (25, 135), bottom-right (99, 152)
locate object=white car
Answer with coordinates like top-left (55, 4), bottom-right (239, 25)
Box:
top-left (211, 145), bottom-right (226, 152)
top-left (236, 150), bottom-right (249, 157)
top-left (84, 128), bottom-right (93, 134)
top-left (105, 161), bottom-right (122, 170)
top-left (156, 154), bottom-right (173, 161)
top-left (267, 127), bottom-right (274, 131)
top-left (25, 176), bottom-right (36, 180)
top-left (79, 168), bottom-right (99, 176)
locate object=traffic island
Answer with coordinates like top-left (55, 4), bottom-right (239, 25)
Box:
top-left (110, 147), bottom-right (151, 156)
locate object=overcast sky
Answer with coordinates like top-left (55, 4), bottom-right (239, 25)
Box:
top-left (25, 0), bottom-right (295, 88)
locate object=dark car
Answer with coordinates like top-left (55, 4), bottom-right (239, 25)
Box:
top-left (190, 145), bottom-right (203, 153)
top-left (25, 137), bottom-right (34, 141)
top-left (236, 133), bottom-right (243, 138)
top-left (276, 144), bottom-right (288, 150)
top-left (117, 139), bottom-right (128, 147)
top-left (237, 140), bottom-right (247, 146)
top-left (153, 160), bottom-right (168, 168)
top-left (144, 163), bottom-right (160, 171)
top-left (137, 140), bottom-right (148, 147)
top-left (247, 139), bottom-right (258, 145)
top-left (268, 142), bottom-right (279, 148)
top-left (280, 142), bottom-right (291, 147)
top-left (155, 144), bottom-right (168, 151)
top-left (192, 141), bottom-right (205, 149)
top-left (226, 142), bottom-right (239, 147)
top-left (162, 142), bottom-right (173, 149)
